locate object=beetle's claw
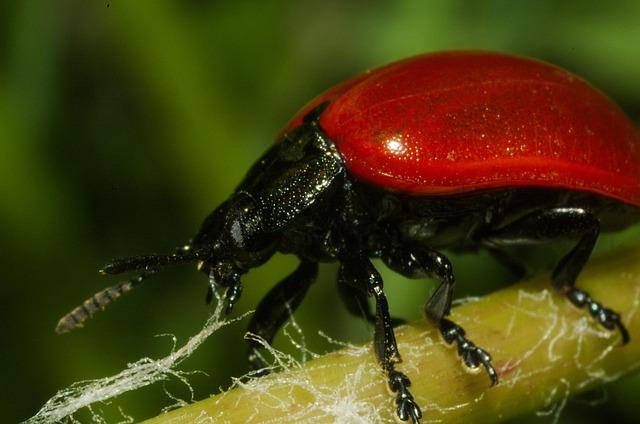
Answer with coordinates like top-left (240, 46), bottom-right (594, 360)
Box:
top-left (597, 307), bottom-right (630, 344)
top-left (615, 320), bottom-right (631, 345)
top-left (440, 318), bottom-right (499, 386)
top-left (396, 396), bottom-right (422, 423)
top-left (388, 370), bottom-right (422, 423)
top-left (224, 282), bottom-right (243, 315)
top-left (478, 348), bottom-right (499, 386)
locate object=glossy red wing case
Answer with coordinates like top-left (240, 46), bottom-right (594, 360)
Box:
top-left (285, 51), bottom-right (640, 206)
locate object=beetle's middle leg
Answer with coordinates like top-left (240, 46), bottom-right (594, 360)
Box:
top-left (484, 207), bottom-right (629, 343)
top-left (382, 245), bottom-right (498, 386)
top-left (337, 275), bottom-right (406, 327)
top-left (339, 255), bottom-right (422, 423)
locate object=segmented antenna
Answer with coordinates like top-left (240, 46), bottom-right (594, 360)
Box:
top-left (56, 247), bottom-right (207, 334)
top-left (56, 270), bottom-right (157, 334)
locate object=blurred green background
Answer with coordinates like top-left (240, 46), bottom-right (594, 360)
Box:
top-left (3, 1), bottom-right (640, 423)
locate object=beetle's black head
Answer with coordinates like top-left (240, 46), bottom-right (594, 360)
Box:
top-left (100, 188), bottom-right (278, 284)
top-left (191, 191), bottom-right (278, 283)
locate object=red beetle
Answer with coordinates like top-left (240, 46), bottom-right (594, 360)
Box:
top-left (58, 51), bottom-right (640, 422)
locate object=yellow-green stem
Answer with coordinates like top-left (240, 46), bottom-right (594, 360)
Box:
top-left (145, 248), bottom-right (640, 423)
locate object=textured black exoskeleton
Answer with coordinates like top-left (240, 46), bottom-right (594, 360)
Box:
top-left (57, 104), bottom-right (634, 423)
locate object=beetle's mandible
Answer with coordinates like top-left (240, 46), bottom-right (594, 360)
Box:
top-left (57, 51), bottom-right (640, 423)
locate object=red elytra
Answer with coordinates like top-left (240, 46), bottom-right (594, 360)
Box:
top-left (285, 51), bottom-right (640, 207)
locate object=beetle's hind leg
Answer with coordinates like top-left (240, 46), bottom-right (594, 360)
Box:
top-left (382, 245), bottom-right (498, 386)
top-left (339, 255), bottom-right (422, 423)
top-left (246, 262), bottom-right (318, 373)
top-left (485, 207), bottom-right (629, 343)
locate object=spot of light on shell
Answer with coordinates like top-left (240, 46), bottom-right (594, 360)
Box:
top-left (386, 137), bottom-right (406, 155)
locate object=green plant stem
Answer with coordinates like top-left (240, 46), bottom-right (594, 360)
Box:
top-left (145, 248), bottom-right (640, 423)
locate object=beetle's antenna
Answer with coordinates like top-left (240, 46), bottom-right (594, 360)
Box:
top-left (100, 249), bottom-right (205, 275)
top-left (56, 247), bottom-right (210, 334)
top-left (56, 270), bottom-right (158, 334)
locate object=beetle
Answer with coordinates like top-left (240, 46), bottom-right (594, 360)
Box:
top-left (56, 51), bottom-right (640, 423)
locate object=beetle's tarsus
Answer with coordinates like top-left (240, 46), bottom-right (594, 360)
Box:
top-left (389, 370), bottom-right (422, 423)
top-left (567, 288), bottom-right (630, 344)
top-left (440, 318), bottom-right (499, 386)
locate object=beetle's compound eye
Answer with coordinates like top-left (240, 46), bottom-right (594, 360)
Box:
top-left (225, 192), bottom-right (260, 248)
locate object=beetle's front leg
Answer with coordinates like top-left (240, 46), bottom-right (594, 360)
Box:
top-left (339, 255), bottom-right (422, 423)
top-left (208, 264), bottom-right (243, 315)
top-left (382, 245), bottom-right (498, 386)
top-left (246, 262), bottom-right (318, 372)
